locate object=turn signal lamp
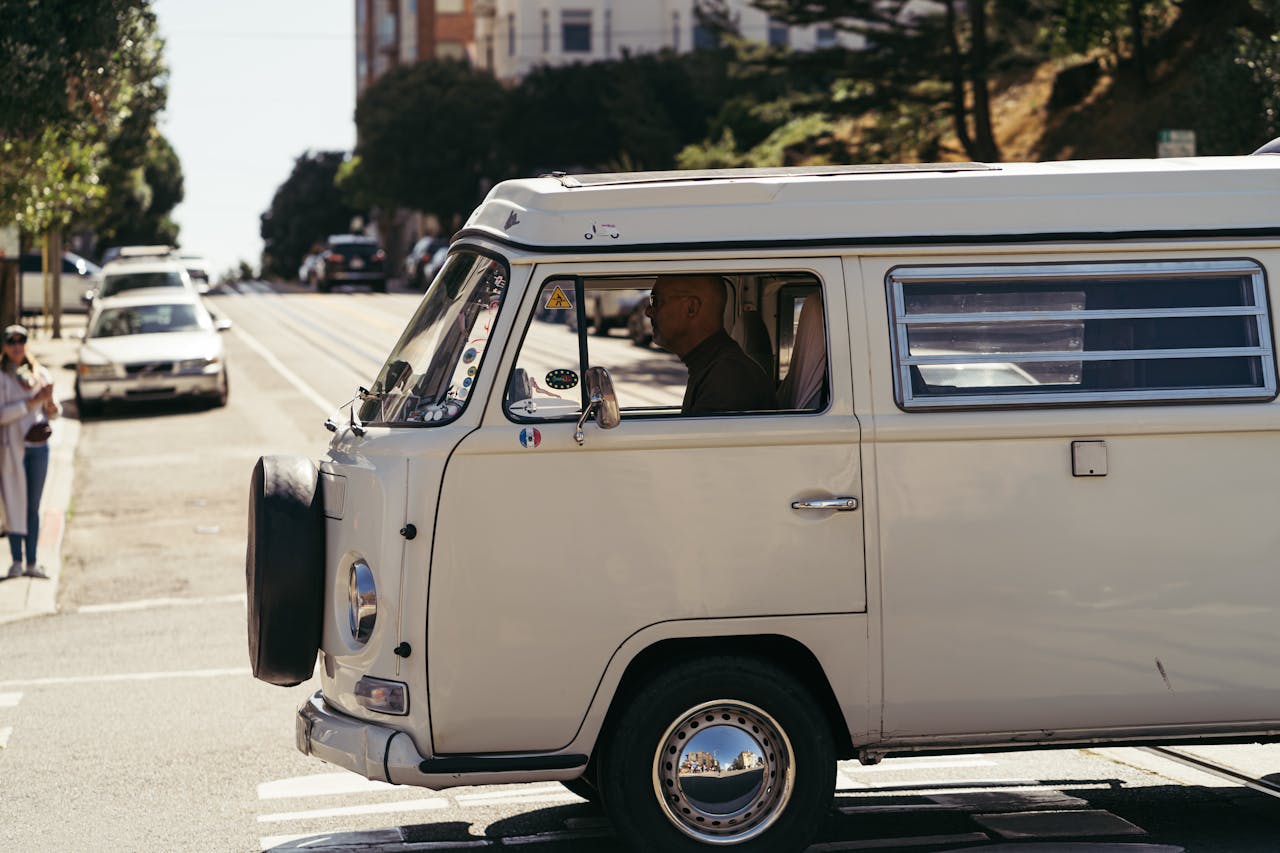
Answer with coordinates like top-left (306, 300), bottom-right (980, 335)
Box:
top-left (354, 676), bottom-right (407, 715)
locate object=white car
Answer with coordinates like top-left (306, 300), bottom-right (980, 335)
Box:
top-left (177, 254), bottom-right (214, 294)
top-left (75, 292), bottom-right (231, 416)
top-left (19, 250), bottom-right (101, 314)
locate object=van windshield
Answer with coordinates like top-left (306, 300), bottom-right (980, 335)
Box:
top-left (360, 250), bottom-right (509, 425)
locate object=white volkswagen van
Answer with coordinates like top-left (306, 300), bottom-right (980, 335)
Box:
top-left (248, 154), bottom-right (1280, 853)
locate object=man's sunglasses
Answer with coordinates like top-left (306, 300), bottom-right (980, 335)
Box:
top-left (4, 336), bottom-right (27, 344)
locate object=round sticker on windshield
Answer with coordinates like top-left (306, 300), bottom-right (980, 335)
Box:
top-left (545, 369), bottom-right (578, 391)
top-left (463, 348), bottom-right (478, 364)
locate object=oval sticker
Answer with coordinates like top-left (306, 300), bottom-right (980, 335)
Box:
top-left (545, 369), bottom-right (579, 391)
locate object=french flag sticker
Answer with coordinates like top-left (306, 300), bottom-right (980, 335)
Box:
top-left (519, 427), bottom-right (541, 449)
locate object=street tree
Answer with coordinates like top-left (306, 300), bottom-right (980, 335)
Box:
top-left (0, 0), bottom-right (171, 237)
top-left (352, 60), bottom-right (508, 231)
top-left (749, 0), bottom-right (1002, 161)
top-left (260, 151), bottom-right (360, 279)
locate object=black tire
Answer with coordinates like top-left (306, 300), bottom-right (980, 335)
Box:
top-left (246, 455), bottom-right (325, 686)
top-left (74, 381), bottom-right (102, 419)
top-left (372, 279), bottom-right (387, 293)
top-left (211, 369), bottom-right (229, 408)
top-left (600, 656), bottom-right (835, 853)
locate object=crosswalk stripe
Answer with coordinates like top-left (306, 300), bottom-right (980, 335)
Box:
top-left (0, 726), bottom-right (12, 748)
top-left (453, 784), bottom-right (571, 805)
top-left (79, 593), bottom-right (245, 614)
top-left (0, 666), bottom-right (248, 688)
top-left (847, 758), bottom-right (997, 773)
top-left (0, 692), bottom-right (21, 707)
top-left (258, 772), bottom-right (396, 800)
top-left (257, 797), bottom-right (450, 823)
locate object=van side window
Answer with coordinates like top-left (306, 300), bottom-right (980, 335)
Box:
top-left (889, 260), bottom-right (1277, 409)
top-left (506, 273), bottom-right (830, 422)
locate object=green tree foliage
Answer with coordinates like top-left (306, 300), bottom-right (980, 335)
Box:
top-left (0, 1), bottom-right (174, 237)
top-left (260, 151), bottom-right (361, 279)
top-left (502, 49), bottom-right (736, 174)
top-left (351, 60), bottom-right (507, 229)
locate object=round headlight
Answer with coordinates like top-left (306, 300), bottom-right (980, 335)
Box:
top-left (348, 559), bottom-right (376, 645)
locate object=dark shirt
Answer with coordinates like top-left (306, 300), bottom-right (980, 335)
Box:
top-left (680, 330), bottom-right (777, 415)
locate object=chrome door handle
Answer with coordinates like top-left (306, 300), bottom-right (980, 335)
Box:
top-left (791, 497), bottom-right (859, 512)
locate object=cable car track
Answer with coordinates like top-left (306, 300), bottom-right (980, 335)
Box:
top-left (1141, 747), bottom-right (1280, 799)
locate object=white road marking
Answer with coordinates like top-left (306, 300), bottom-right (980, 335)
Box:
top-left (259, 772), bottom-right (396, 800)
top-left (78, 593), bottom-right (245, 614)
top-left (0, 692), bottom-right (21, 707)
top-left (257, 797), bottom-right (450, 823)
top-left (848, 758), bottom-right (997, 773)
top-left (453, 784), bottom-right (576, 806)
top-left (0, 666), bottom-right (249, 688)
top-left (835, 769), bottom-right (866, 789)
top-left (456, 791), bottom-right (581, 807)
top-left (261, 835), bottom-right (493, 851)
top-left (0, 726), bottom-right (11, 748)
top-left (231, 319), bottom-right (335, 415)
top-left (807, 832), bottom-right (991, 851)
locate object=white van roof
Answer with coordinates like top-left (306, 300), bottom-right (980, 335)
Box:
top-left (461, 156), bottom-right (1280, 251)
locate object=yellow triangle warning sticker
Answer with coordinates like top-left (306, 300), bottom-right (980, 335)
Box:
top-left (544, 286), bottom-right (573, 310)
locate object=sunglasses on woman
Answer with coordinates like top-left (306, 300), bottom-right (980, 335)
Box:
top-left (4, 336), bottom-right (26, 344)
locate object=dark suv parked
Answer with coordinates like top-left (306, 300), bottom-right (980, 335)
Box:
top-left (315, 234), bottom-right (386, 293)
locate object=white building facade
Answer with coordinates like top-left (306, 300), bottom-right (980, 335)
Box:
top-left (474, 0), bottom-right (864, 83)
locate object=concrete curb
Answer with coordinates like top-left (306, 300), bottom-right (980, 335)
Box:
top-left (0, 325), bottom-right (82, 625)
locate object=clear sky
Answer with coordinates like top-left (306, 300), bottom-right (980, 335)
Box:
top-left (153, 0), bottom-right (356, 278)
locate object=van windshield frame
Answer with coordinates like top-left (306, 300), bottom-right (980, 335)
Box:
top-left (359, 249), bottom-right (510, 426)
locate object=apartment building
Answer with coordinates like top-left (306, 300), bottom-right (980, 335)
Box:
top-left (473, 0), bottom-right (864, 83)
top-left (356, 0), bottom-right (477, 94)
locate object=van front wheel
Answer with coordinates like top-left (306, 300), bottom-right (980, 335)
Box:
top-left (600, 657), bottom-right (834, 852)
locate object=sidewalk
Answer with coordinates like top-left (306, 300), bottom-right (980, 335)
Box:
top-left (0, 320), bottom-right (83, 625)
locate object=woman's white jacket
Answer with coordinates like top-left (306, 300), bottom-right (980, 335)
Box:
top-left (0, 366), bottom-right (59, 536)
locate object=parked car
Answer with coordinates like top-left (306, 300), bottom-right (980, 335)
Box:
top-left (404, 237), bottom-right (448, 289)
top-left (315, 234), bottom-right (387, 293)
top-left (91, 257), bottom-right (196, 301)
top-left (178, 254), bottom-right (214, 294)
top-left (18, 250), bottom-right (101, 314)
top-left (587, 288), bottom-right (648, 336)
top-left (626, 296), bottom-right (653, 347)
top-left (75, 292), bottom-right (231, 417)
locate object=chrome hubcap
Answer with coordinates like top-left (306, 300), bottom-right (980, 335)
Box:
top-left (653, 701), bottom-right (794, 844)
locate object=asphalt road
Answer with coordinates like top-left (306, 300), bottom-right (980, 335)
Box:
top-left (1, 280), bottom-right (1278, 852)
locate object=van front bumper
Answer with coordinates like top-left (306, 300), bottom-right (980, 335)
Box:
top-left (297, 691), bottom-right (404, 782)
top-left (296, 690), bottom-right (589, 789)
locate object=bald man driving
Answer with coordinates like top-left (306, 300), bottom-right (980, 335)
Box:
top-left (646, 274), bottom-right (777, 416)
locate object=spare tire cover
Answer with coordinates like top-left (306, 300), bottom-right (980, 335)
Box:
top-left (246, 455), bottom-right (325, 686)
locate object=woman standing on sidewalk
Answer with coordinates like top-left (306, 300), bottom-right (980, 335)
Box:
top-left (0, 325), bottom-right (59, 579)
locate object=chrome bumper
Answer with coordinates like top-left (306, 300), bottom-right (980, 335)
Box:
top-left (78, 372), bottom-right (222, 401)
top-left (296, 691), bottom-right (588, 790)
top-left (296, 691), bottom-right (402, 782)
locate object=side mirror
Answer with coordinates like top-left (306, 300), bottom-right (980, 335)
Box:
top-left (585, 366), bottom-right (620, 429)
top-left (575, 366), bottom-right (620, 445)
top-left (214, 316), bottom-right (233, 332)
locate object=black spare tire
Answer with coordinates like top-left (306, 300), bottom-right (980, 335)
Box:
top-left (246, 455), bottom-right (325, 686)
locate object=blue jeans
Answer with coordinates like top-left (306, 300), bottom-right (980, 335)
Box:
top-left (9, 443), bottom-right (50, 566)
